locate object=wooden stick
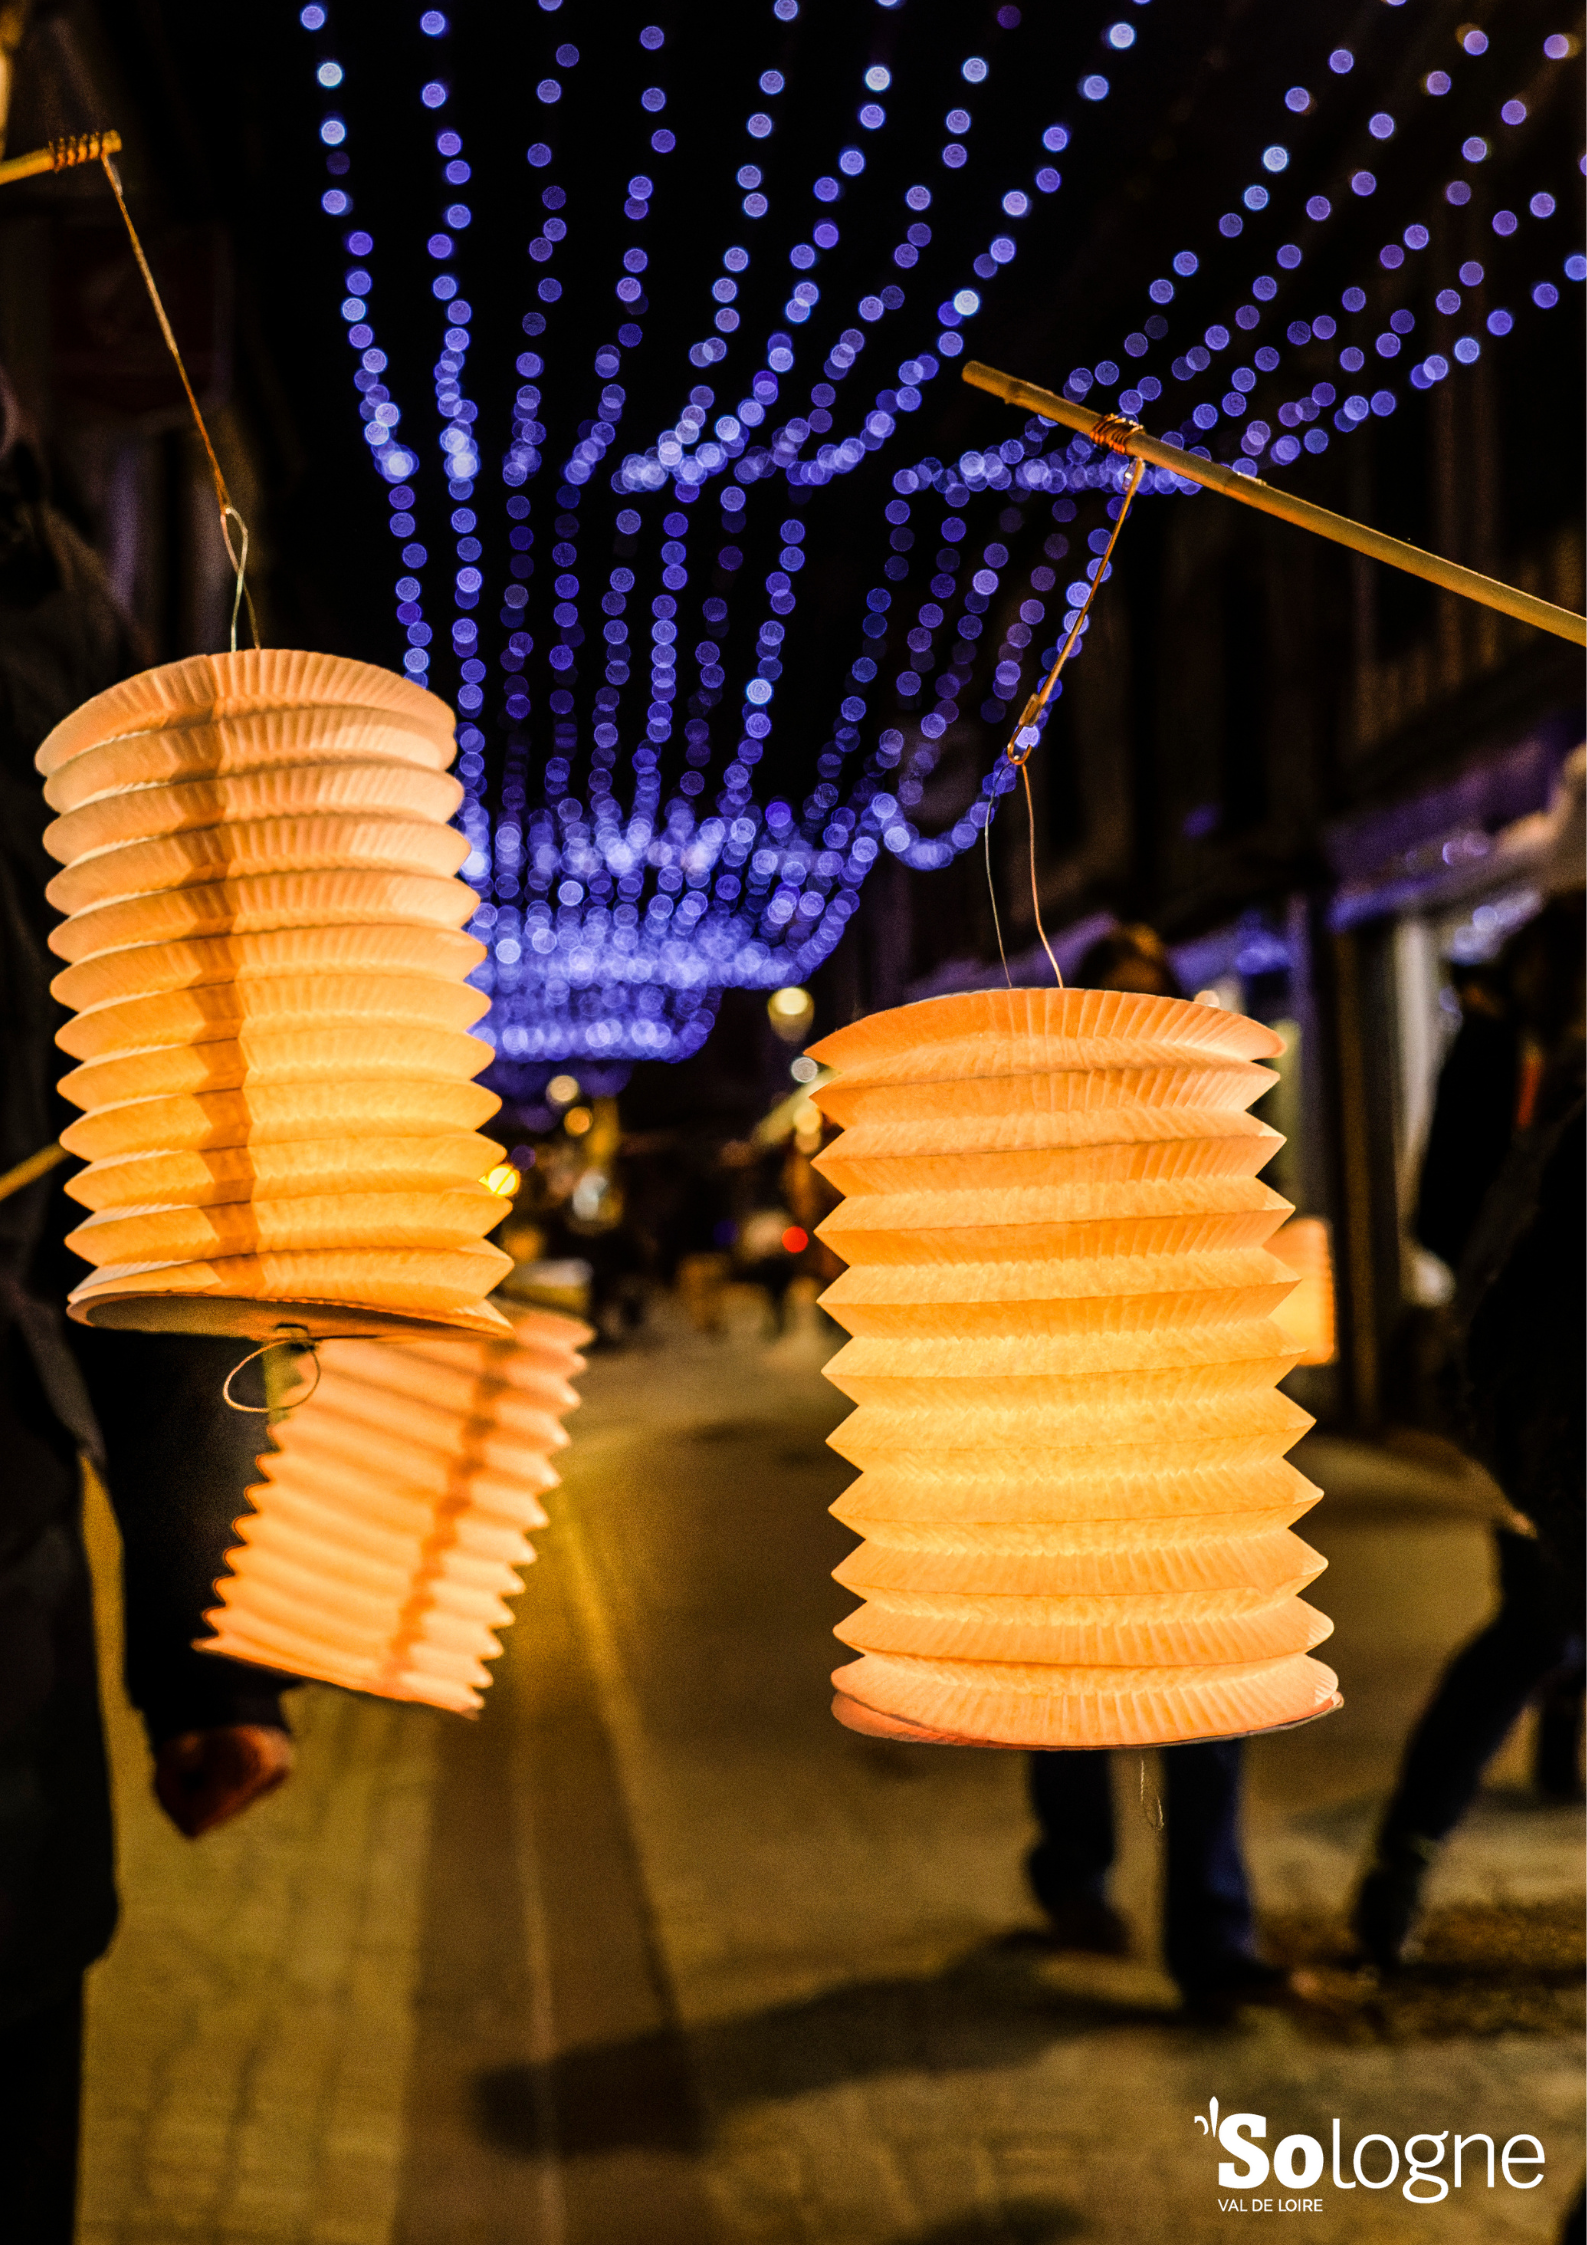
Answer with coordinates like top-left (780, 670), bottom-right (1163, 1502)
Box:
top-left (0, 128), bottom-right (121, 190)
top-left (0, 1141), bottom-right (66, 1205)
top-left (962, 358), bottom-right (1586, 649)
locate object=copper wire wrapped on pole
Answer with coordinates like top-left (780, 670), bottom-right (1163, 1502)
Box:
top-left (960, 360), bottom-right (1587, 650)
top-left (807, 989), bottom-right (1341, 1750)
top-left (40, 649), bottom-right (514, 1340)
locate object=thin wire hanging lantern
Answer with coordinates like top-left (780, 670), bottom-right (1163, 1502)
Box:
top-left (202, 1308), bottom-right (590, 1712)
top-left (42, 650), bottom-right (514, 1340)
top-left (806, 988), bottom-right (1341, 1749)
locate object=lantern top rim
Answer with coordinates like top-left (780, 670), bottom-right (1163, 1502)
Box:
top-left (37, 650), bottom-right (456, 779)
top-left (807, 988), bottom-right (1284, 1081)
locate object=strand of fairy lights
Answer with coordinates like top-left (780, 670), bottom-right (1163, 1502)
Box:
top-left (571, 0), bottom-right (1197, 876)
top-left (297, 4), bottom-right (436, 721)
top-left (887, 30), bottom-right (1581, 558)
top-left (567, 8), bottom-right (1134, 905)
top-left (286, 1), bottom-right (1201, 973)
top-left (1053, 22), bottom-right (1582, 468)
top-left (474, 22), bottom-right (880, 1058)
top-left (874, 135), bottom-right (1583, 859)
top-left (620, 16), bottom-right (1052, 492)
top-left (296, 5), bottom-right (1580, 1059)
top-left (786, 19), bottom-right (1583, 867)
top-left (472, 17), bottom-right (1027, 1031)
top-left (676, 9), bottom-right (1574, 871)
top-left (625, 9), bottom-right (1577, 509)
top-left (470, 0), bottom-right (1140, 928)
top-left (486, 37), bottom-right (724, 1063)
top-left (282, 0), bottom-right (1104, 884)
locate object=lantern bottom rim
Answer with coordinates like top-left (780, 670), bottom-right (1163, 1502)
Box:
top-left (830, 1687), bottom-right (1344, 1750)
top-left (66, 1288), bottom-right (514, 1342)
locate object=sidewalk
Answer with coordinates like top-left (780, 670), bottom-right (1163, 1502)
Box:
top-left (80, 1305), bottom-right (1584, 2243)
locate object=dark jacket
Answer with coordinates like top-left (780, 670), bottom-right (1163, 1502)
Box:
top-left (1456, 1064), bottom-right (1586, 1595)
top-left (0, 455), bottom-right (287, 2026)
top-left (1412, 1008), bottom-right (1520, 1271)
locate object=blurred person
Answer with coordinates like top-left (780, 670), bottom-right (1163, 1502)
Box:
top-left (1409, 937), bottom-right (1583, 1800)
top-left (1412, 895), bottom-right (1584, 1800)
top-left (1022, 926), bottom-right (1294, 2015)
top-left (1412, 959), bottom-right (1518, 1271)
top-left (735, 1202), bottom-right (804, 1333)
top-left (0, 385), bottom-right (293, 2239)
top-left (1353, 785), bottom-right (1585, 1970)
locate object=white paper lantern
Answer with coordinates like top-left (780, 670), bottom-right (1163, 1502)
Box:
top-left (806, 988), bottom-right (1341, 1750)
top-left (39, 650), bottom-right (513, 1339)
top-left (201, 1309), bottom-right (591, 1713)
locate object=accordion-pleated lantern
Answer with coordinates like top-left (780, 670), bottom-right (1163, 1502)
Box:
top-left (38, 651), bottom-right (513, 1338)
top-left (1268, 1216), bottom-right (1337, 1366)
top-left (201, 1309), bottom-right (591, 1712)
top-left (806, 988), bottom-right (1341, 1750)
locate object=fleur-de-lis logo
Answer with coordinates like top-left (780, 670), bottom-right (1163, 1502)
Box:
top-left (1194, 2097), bottom-right (1220, 2137)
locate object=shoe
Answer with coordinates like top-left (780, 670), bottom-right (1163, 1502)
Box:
top-left (1020, 1895), bottom-right (1131, 1956)
top-left (1179, 1956), bottom-right (1296, 2022)
top-left (1351, 1835), bottom-right (1436, 1971)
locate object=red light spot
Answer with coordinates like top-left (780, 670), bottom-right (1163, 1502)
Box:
top-left (781, 1225), bottom-right (809, 1254)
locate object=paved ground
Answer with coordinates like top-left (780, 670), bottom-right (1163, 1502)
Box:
top-left (80, 1301), bottom-right (1583, 2244)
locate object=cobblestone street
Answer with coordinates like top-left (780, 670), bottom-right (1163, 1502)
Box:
top-left (80, 1306), bottom-right (1584, 2244)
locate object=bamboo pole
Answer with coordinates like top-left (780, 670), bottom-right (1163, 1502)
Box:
top-left (0, 128), bottom-right (120, 189)
top-left (0, 1141), bottom-right (66, 1205)
top-left (962, 358), bottom-right (1586, 649)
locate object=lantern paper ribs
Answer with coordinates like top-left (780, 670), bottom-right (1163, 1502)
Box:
top-left (202, 1310), bottom-right (591, 1712)
top-left (807, 988), bottom-right (1340, 1750)
top-left (38, 650), bottom-right (514, 1338)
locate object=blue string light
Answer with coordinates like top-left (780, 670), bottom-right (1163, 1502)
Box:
top-left (296, 3), bottom-right (1582, 1069)
top-left (1061, 25), bottom-right (1581, 471)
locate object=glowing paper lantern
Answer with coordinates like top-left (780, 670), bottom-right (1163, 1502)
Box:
top-left (201, 1308), bottom-right (591, 1712)
top-left (39, 650), bottom-right (513, 1338)
top-left (806, 988), bottom-right (1340, 1749)
top-left (1268, 1216), bottom-right (1337, 1366)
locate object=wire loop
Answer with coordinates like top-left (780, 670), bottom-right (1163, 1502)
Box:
top-left (222, 1332), bottom-right (320, 1416)
top-left (1138, 1752), bottom-right (1165, 1832)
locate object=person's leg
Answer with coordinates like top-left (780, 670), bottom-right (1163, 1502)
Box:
top-left (1161, 1741), bottom-right (1280, 2006)
top-left (0, 1978), bottom-right (84, 2243)
top-left (1380, 1538), bottom-right (1574, 1848)
top-left (1355, 1533), bottom-right (1577, 1966)
top-left (1024, 1751), bottom-right (1127, 1950)
top-left (1533, 1658), bottom-right (1585, 1801)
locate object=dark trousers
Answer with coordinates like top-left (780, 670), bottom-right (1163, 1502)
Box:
top-left (0, 1979), bottom-right (83, 2243)
top-left (1027, 1741), bottom-right (1253, 1997)
top-left (1380, 1531), bottom-right (1583, 1849)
